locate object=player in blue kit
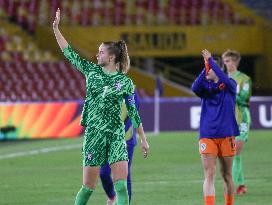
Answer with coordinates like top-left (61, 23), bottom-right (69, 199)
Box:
top-left (192, 49), bottom-right (240, 205)
top-left (100, 91), bottom-right (140, 205)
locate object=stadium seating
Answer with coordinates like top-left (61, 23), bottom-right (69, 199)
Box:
top-left (240, 0), bottom-right (272, 21)
top-left (0, 60), bottom-right (86, 101)
top-left (0, 26), bottom-right (85, 102)
top-left (0, 24), bottom-right (153, 102)
top-left (1, 0), bottom-right (263, 102)
top-left (0, 26), bottom-right (55, 62)
top-left (0, 0), bottom-right (255, 33)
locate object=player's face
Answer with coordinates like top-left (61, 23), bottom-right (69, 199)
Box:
top-left (96, 44), bottom-right (112, 67)
top-left (206, 69), bottom-right (218, 81)
top-left (223, 57), bottom-right (237, 72)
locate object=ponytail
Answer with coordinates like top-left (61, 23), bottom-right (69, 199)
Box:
top-left (117, 40), bottom-right (130, 73)
top-left (103, 40), bottom-right (130, 73)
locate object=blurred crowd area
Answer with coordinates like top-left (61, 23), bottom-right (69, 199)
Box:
top-left (0, 0), bottom-right (256, 34)
top-left (0, 0), bottom-right (271, 102)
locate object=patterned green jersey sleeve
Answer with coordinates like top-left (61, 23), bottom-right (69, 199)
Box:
top-left (124, 79), bottom-right (142, 128)
top-left (236, 79), bottom-right (252, 107)
top-left (62, 45), bottom-right (96, 76)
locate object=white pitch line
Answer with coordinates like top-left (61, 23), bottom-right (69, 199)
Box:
top-left (0, 144), bottom-right (82, 160)
top-left (0, 134), bottom-right (157, 161)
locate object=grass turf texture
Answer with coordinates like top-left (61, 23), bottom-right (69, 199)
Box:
top-left (0, 131), bottom-right (271, 205)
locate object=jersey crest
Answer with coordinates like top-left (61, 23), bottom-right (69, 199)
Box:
top-left (115, 81), bottom-right (122, 91)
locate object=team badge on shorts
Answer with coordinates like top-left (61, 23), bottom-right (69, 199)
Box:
top-left (200, 143), bottom-right (207, 151)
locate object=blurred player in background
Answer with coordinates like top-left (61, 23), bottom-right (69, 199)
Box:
top-left (52, 8), bottom-right (149, 205)
top-left (100, 91), bottom-right (140, 205)
top-left (192, 49), bottom-right (239, 205)
top-left (222, 50), bottom-right (252, 195)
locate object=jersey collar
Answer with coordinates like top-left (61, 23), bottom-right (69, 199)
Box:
top-left (230, 70), bottom-right (240, 78)
top-left (102, 67), bottom-right (119, 76)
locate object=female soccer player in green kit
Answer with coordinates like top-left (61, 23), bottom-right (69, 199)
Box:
top-left (53, 8), bottom-right (149, 205)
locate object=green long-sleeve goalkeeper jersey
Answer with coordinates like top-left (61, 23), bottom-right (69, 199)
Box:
top-left (230, 71), bottom-right (252, 124)
top-left (63, 45), bottom-right (141, 134)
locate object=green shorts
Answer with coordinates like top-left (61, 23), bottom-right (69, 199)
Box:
top-left (236, 122), bottom-right (250, 142)
top-left (82, 127), bottom-right (128, 167)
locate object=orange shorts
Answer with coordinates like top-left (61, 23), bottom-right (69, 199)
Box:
top-left (199, 136), bottom-right (236, 157)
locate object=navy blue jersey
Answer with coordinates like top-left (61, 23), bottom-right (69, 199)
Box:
top-left (192, 57), bottom-right (240, 139)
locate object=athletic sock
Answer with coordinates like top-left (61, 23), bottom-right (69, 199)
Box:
top-left (114, 180), bottom-right (129, 205)
top-left (224, 194), bottom-right (234, 205)
top-left (204, 195), bottom-right (215, 205)
top-left (233, 155), bottom-right (245, 185)
top-left (74, 185), bottom-right (94, 205)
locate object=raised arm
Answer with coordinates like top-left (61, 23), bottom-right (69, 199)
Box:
top-left (52, 9), bottom-right (96, 75)
top-left (53, 8), bottom-right (68, 51)
top-left (202, 49), bottom-right (236, 93)
top-left (191, 69), bottom-right (206, 97)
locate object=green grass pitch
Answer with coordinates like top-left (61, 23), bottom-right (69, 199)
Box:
top-left (0, 131), bottom-right (271, 205)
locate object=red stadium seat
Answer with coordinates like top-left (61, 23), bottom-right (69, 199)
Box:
top-left (2, 0), bottom-right (254, 31)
